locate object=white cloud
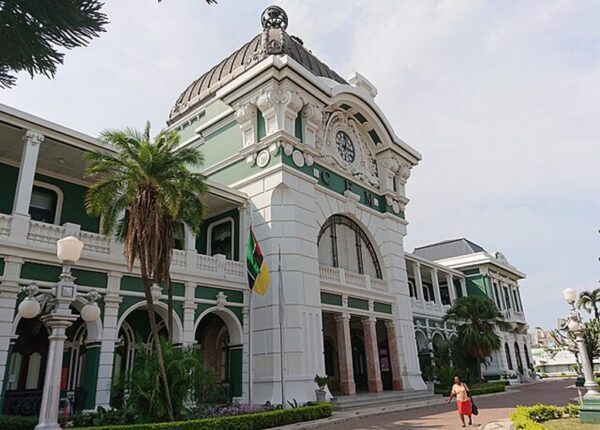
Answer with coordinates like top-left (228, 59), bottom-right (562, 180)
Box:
top-left (2, 0), bottom-right (598, 328)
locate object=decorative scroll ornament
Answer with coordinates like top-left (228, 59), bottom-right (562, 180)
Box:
top-left (320, 111), bottom-right (379, 187)
top-left (343, 190), bottom-right (361, 217)
top-left (216, 291), bottom-right (228, 310)
top-left (495, 252), bottom-right (509, 265)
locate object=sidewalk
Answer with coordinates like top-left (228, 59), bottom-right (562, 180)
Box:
top-left (275, 379), bottom-right (566, 430)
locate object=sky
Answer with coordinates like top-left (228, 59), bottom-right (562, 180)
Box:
top-left (2, 0), bottom-right (599, 329)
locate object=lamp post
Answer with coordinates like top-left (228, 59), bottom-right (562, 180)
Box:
top-left (17, 236), bottom-right (100, 430)
top-left (562, 288), bottom-right (600, 424)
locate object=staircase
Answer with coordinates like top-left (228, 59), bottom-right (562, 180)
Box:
top-left (331, 389), bottom-right (444, 411)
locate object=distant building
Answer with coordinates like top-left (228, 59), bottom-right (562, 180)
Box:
top-left (413, 239), bottom-right (532, 380)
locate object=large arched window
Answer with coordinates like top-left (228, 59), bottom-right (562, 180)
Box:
top-left (317, 215), bottom-right (382, 279)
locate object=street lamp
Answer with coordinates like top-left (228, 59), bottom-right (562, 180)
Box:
top-left (562, 288), bottom-right (600, 424)
top-left (17, 236), bottom-right (100, 430)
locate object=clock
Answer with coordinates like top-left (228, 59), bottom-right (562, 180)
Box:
top-left (336, 130), bottom-right (355, 163)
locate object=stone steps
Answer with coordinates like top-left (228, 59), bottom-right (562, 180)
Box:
top-left (331, 389), bottom-right (443, 411)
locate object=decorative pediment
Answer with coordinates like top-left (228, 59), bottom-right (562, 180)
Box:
top-left (318, 111), bottom-right (379, 188)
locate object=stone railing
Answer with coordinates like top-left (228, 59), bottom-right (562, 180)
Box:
top-left (319, 265), bottom-right (387, 291)
top-left (0, 213), bottom-right (11, 236)
top-left (411, 296), bottom-right (447, 317)
top-left (4, 217), bottom-right (245, 284)
top-left (503, 309), bottom-right (527, 324)
top-left (27, 220), bottom-right (65, 244)
top-left (79, 230), bottom-right (111, 254)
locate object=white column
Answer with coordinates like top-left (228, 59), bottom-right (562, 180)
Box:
top-left (181, 281), bottom-right (197, 347)
top-left (0, 257), bottom-right (23, 395)
top-left (10, 131), bottom-right (44, 242)
top-left (446, 273), bottom-right (456, 303)
top-left (413, 262), bottom-right (424, 301)
top-left (95, 273), bottom-right (122, 409)
top-left (459, 278), bottom-right (467, 297)
top-left (431, 269), bottom-right (441, 305)
top-left (13, 130), bottom-right (44, 215)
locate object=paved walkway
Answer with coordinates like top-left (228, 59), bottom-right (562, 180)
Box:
top-left (277, 379), bottom-right (576, 430)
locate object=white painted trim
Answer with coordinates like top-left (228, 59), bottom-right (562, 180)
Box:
top-left (31, 180), bottom-right (63, 225)
top-left (194, 306), bottom-right (243, 345)
top-left (207, 216), bottom-right (235, 259)
top-left (116, 300), bottom-right (183, 344)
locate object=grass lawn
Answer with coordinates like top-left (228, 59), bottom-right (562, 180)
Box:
top-left (544, 418), bottom-right (600, 429)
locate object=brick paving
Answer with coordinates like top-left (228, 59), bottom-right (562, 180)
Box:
top-left (320, 379), bottom-right (576, 430)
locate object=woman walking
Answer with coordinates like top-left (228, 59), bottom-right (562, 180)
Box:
top-left (447, 376), bottom-right (473, 427)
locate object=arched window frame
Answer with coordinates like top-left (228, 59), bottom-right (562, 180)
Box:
top-left (30, 181), bottom-right (63, 224)
top-left (317, 215), bottom-right (383, 279)
top-left (207, 217), bottom-right (235, 260)
top-left (505, 343), bottom-right (513, 370)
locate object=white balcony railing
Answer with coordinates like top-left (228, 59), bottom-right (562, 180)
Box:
top-left (27, 220), bottom-right (65, 244)
top-left (0, 213), bottom-right (11, 236)
top-left (319, 265), bottom-right (388, 291)
top-left (0, 215), bottom-right (245, 283)
top-left (79, 230), bottom-right (111, 254)
top-left (411, 297), bottom-right (447, 316)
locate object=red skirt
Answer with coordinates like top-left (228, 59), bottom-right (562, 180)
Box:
top-left (457, 400), bottom-right (472, 416)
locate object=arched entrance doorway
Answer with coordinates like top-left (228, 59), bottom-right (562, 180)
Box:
top-left (4, 306), bottom-right (99, 416)
top-left (194, 309), bottom-right (243, 401)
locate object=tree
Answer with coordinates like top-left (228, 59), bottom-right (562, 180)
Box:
top-left (0, 0), bottom-right (108, 88)
top-left (577, 288), bottom-right (600, 319)
top-left (547, 318), bottom-right (600, 364)
top-left (0, 0), bottom-right (216, 88)
top-left (444, 295), bottom-right (511, 381)
top-left (85, 123), bottom-right (207, 420)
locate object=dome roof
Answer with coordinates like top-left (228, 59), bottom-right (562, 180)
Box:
top-left (167, 6), bottom-right (347, 125)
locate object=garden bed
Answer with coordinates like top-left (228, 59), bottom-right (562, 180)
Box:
top-left (545, 418), bottom-right (600, 430)
top-left (434, 380), bottom-right (506, 396)
top-left (72, 403), bottom-right (333, 430)
top-left (511, 404), bottom-right (580, 430)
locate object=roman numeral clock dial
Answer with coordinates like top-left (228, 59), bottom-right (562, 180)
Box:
top-left (336, 130), bottom-right (355, 163)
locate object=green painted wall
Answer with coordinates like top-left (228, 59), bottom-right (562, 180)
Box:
top-left (294, 115), bottom-right (303, 141)
top-left (0, 163), bottom-right (18, 214)
top-left (0, 257), bottom-right (4, 276)
top-left (195, 286), bottom-right (243, 303)
top-left (20, 262), bottom-right (107, 288)
top-left (466, 274), bottom-right (488, 298)
top-left (0, 162), bottom-right (100, 232)
top-left (229, 346), bottom-right (243, 398)
top-left (321, 292), bottom-right (342, 306)
top-left (195, 208), bottom-right (240, 260)
top-left (199, 122), bottom-right (243, 169)
top-left (374, 302), bottom-right (392, 314)
top-left (208, 153), bottom-right (282, 187)
top-left (257, 111), bottom-right (266, 141)
top-left (82, 343), bottom-right (101, 409)
top-left (282, 155), bottom-right (404, 219)
top-left (348, 297), bottom-right (369, 310)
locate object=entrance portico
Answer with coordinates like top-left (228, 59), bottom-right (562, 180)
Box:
top-left (322, 311), bottom-right (403, 396)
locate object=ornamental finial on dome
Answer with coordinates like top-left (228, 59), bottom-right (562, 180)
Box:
top-left (261, 5), bottom-right (288, 31)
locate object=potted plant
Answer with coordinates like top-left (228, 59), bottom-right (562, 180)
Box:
top-left (314, 374), bottom-right (329, 402)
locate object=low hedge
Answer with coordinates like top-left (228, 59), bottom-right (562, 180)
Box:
top-left (434, 381), bottom-right (506, 396)
top-left (510, 404), bottom-right (580, 430)
top-left (74, 403), bottom-right (333, 430)
top-left (0, 415), bottom-right (38, 430)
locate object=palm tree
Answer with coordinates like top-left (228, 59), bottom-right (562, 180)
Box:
top-left (85, 123), bottom-right (207, 420)
top-left (577, 289), bottom-right (600, 319)
top-left (444, 295), bottom-right (511, 381)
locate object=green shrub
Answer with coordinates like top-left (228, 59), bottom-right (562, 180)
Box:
top-left (73, 403), bottom-right (333, 430)
top-left (0, 415), bottom-right (38, 430)
top-left (561, 403), bottom-right (580, 417)
top-left (511, 404), bottom-right (562, 429)
top-left (434, 380), bottom-right (506, 395)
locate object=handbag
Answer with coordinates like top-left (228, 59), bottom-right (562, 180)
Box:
top-left (465, 384), bottom-right (479, 416)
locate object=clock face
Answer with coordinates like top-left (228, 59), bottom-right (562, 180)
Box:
top-left (336, 131), bottom-right (355, 163)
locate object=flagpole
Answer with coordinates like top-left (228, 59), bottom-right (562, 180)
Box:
top-left (248, 288), bottom-right (253, 406)
top-left (278, 246), bottom-right (286, 408)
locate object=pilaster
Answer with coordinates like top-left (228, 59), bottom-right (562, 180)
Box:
top-left (446, 273), bottom-right (456, 303)
top-left (385, 320), bottom-right (403, 391)
top-left (413, 262), bottom-right (424, 301)
top-left (182, 281), bottom-right (197, 347)
top-left (362, 316), bottom-right (383, 393)
top-left (256, 83), bottom-right (303, 136)
top-left (0, 257), bottom-right (23, 397)
top-left (334, 313), bottom-right (355, 395)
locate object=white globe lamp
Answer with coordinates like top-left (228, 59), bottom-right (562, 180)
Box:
top-left (18, 296), bottom-right (41, 319)
top-left (57, 236), bottom-right (84, 263)
top-left (562, 288), bottom-right (577, 305)
top-left (80, 301), bottom-right (101, 322)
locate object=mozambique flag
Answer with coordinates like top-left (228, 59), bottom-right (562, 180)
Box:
top-left (247, 229), bottom-right (270, 295)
